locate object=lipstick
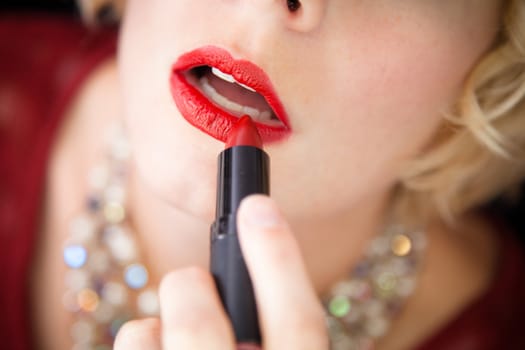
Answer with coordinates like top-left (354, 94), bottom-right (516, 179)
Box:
top-left (210, 116), bottom-right (269, 344)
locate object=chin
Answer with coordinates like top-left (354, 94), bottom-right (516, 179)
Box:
top-left (131, 130), bottom-right (219, 222)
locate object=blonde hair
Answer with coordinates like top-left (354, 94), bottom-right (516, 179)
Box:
top-left (397, 0), bottom-right (525, 224)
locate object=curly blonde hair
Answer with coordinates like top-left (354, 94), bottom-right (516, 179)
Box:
top-left (397, 0), bottom-right (525, 223)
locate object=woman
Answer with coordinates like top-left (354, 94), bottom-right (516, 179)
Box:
top-left (1, 0), bottom-right (524, 349)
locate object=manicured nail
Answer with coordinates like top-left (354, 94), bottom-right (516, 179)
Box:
top-left (239, 195), bottom-right (283, 229)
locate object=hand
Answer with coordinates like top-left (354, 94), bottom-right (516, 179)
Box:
top-left (114, 195), bottom-right (329, 349)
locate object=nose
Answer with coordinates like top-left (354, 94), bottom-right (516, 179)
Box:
top-left (222, 0), bottom-right (327, 59)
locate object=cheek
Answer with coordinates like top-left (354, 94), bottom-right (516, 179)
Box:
top-left (271, 7), bottom-right (498, 220)
top-left (345, 8), bottom-right (497, 158)
top-left (118, 0), bottom-right (221, 220)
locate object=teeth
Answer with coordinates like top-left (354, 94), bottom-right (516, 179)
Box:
top-left (242, 106), bottom-right (260, 119)
top-left (211, 67), bottom-right (235, 83)
top-left (199, 77), bottom-right (272, 121)
top-left (211, 67), bottom-right (256, 92)
top-left (237, 82), bottom-right (256, 93)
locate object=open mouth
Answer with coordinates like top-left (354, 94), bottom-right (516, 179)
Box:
top-left (185, 66), bottom-right (284, 127)
top-left (170, 46), bottom-right (291, 143)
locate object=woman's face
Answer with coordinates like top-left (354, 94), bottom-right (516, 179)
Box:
top-left (119, 0), bottom-right (501, 226)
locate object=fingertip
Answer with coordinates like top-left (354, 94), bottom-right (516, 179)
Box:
top-left (238, 195), bottom-right (284, 231)
top-left (114, 318), bottom-right (161, 350)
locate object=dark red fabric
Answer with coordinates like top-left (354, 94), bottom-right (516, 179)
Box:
top-left (0, 14), bottom-right (117, 350)
top-left (0, 14), bottom-right (524, 350)
top-left (417, 230), bottom-right (525, 349)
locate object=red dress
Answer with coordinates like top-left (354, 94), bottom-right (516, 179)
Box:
top-left (0, 13), bottom-right (524, 350)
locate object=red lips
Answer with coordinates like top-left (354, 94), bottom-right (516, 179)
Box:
top-left (170, 46), bottom-right (291, 143)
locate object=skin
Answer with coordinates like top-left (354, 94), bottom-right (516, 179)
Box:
top-left (31, 0), bottom-right (503, 349)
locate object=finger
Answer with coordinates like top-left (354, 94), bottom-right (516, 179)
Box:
top-left (159, 266), bottom-right (236, 349)
top-left (114, 318), bottom-right (162, 350)
top-left (237, 195), bottom-right (329, 350)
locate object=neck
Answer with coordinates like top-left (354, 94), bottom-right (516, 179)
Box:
top-left (128, 157), bottom-right (393, 295)
top-left (290, 191), bottom-right (393, 295)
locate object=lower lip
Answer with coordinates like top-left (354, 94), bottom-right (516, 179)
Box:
top-left (170, 72), bottom-right (291, 144)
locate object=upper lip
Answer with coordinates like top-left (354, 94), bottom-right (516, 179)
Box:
top-left (170, 46), bottom-right (291, 143)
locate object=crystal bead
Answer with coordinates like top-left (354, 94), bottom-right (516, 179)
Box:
top-left (329, 295), bottom-right (351, 318)
top-left (64, 245), bottom-right (88, 269)
top-left (137, 289), bottom-right (160, 316)
top-left (391, 234), bottom-right (412, 256)
top-left (104, 225), bottom-right (137, 263)
top-left (376, 272), bottom-right (397, 292)
top-left (77, 288), bottom-right (100, 312)
top-left (124, 263), bottom-right (149, 289)
top-left (101, 282), bottom-right (128, 306)
top-left (103, 201), bottom-right (126, 224)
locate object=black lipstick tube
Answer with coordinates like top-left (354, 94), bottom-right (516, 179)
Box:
top-left (210, 145), bottom-right (269, 344)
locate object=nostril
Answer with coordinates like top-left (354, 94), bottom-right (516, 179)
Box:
top-left (287, 0), bottom-right (302, 12)
top-left (284, 0), bottom-right (325, 33)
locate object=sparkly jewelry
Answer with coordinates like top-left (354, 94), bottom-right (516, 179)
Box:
top-left (323, 226), bottom-right (426, 350)
top-left (62, 123), bottom-right (426, 349)
top-left (62, 124), bottom-right (158, 349)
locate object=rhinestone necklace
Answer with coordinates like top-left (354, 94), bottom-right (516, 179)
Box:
top-left (62, 123), bottom-right (426, 350)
